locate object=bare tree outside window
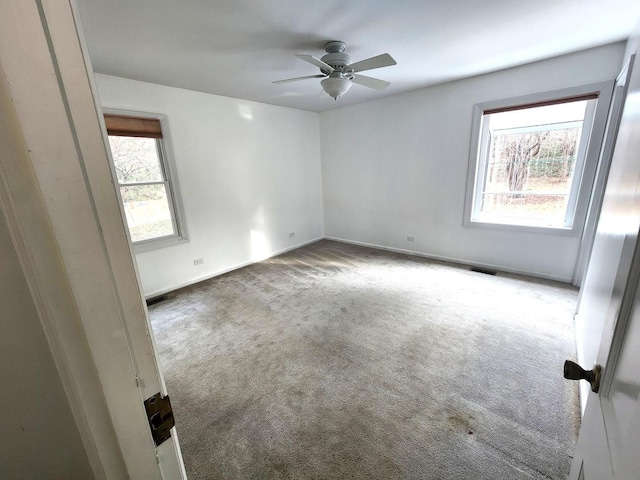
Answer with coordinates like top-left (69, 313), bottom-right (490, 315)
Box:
top-left (502, 131), bottom-right (546, 193)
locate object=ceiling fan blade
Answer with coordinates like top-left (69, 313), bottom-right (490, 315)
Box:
top-left (351, 74), bottom-right (390, 90)
top-left (295, 54), bottom-right (335, 72)
top-left (273, 74), bottom-right (326, 85)
top-left (349, 53), bottom-right (397, 73)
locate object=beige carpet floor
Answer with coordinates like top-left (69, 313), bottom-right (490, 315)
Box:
top-left (149, 240), bottom-right (580, 479)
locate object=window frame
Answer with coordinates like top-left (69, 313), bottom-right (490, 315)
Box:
top-left (102, 108), bottom-right (188, 252)
top-left (463, 82), bottom-right (614, 236)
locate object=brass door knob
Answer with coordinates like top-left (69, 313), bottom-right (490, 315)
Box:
top-left (563, 360), bottom-right (602, 393)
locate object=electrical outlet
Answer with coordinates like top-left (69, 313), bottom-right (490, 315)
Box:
top-left (193, 258), bottom-right (204, 266)
top-left (407, 236), bottom-right (415, 242)
top-left (289, 232), bottom-right (296, 238)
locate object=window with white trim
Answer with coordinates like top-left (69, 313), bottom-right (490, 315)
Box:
top-left (105, 114), bottom-right (187, 250)
top-left (465, 86), bottom-right (611, 233)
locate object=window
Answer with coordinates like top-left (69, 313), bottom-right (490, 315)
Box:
top-left (465, 84), bottom-right (611, 233)
top-left (104, 113), bottom-right (187, 250)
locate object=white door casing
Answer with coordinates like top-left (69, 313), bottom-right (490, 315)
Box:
top-left (0, 1), bottom-right (185, 478)
top-left (573, 59), bottom-right (636, 288)
top-left (570, 47), bottom-right (640, 479)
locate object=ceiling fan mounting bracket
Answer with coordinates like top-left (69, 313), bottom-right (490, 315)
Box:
top-left (324, 41), bottom-right (346, 54)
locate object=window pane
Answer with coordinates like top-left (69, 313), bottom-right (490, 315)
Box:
top-left (108, 136), bottom-right (164, 184)
top-left (481, 194), bottom-right (568, 225)
top-left (477, 101), bottom-right (588, 227)
top-left (120, 184), bottom-right (175, 242)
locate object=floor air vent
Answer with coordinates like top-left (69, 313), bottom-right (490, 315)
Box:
top-left (470, 267), bottom-right (497, 276)
top-left (146, 295), bottom-right (169, 306)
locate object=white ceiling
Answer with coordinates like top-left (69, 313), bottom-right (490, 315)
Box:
top-left (76, 0), bottom-right (640, 113)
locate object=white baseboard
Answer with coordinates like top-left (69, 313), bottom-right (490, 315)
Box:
top-left (324, 236), bottom-right (572, 284)
top-left (144, 236), bottom-right (324, 299)
top-left (146, 234), bottom-right (572, 299)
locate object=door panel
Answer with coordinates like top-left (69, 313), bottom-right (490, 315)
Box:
top-left (570, 47), bottom-right (640, 479)
top-left (573, 57), bottom-right (635, 412)
top-left (608, 292), bottom-right (640, 474)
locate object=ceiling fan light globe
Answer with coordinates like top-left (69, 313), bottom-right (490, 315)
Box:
top-left (321, 77), bottom-right (352, 100)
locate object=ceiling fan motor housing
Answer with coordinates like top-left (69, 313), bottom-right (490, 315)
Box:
top-left (321, 41), bottom-right (352, 76)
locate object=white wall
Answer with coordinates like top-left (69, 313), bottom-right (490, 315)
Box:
top-left (0, 211), bottom-right (94, 479)
top-left (320, 43), bottom-right (625, 282)
top-left (95, 75), bottom-right (324, 296)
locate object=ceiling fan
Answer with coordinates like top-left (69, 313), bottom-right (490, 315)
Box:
top-left (273, 41), bottom-right (397, 100)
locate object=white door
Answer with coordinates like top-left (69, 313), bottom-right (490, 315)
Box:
top-left (569, 48), bottom-right (640, 479)
top-left (0, 1), bottom-right (186, 478)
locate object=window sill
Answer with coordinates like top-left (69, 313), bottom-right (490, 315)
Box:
top-left (132, 234), bottom-right (189, 254)
top-left (464, 218), bottom-right (581, 237)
